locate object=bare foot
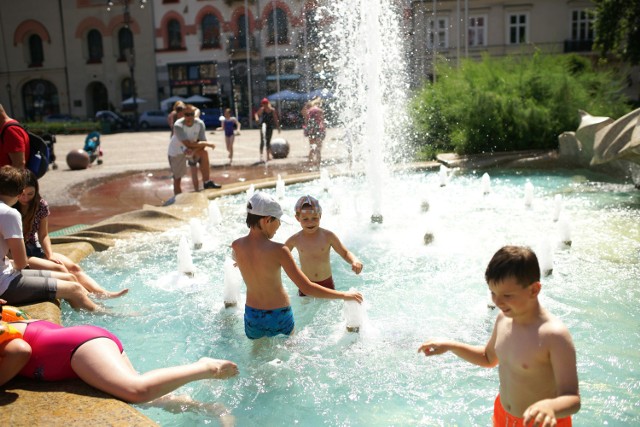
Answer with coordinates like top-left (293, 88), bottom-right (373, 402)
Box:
top-left (95, 288), bottom-right (129, 299)
top-left (199, 358), bottom-right (239, 379)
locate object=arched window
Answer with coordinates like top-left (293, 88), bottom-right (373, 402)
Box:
top-left (238, 14), bottom-right (248, 49)
top-left (87, 29), bottom-right (103, 63)
top-left (28, 34), bottom-right (44, 67)
top-left (168, 19), bottom-right (182, 49)
top-left (201, 14), bottom-right (220, 48)
top-left (267, 8), bottom-right (289, 45)
top-left (22, 79), bottom-right (59, 120)
top-left (118, 27), bottom-right (134, 61)
top-left (305, 9), bottom-right (320, 47)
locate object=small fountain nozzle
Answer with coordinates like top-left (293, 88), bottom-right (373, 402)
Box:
top-left (371, 214), bottom-right (384, 224)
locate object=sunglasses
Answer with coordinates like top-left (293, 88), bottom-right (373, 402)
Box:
top-left (184, 113), bottom-right (195, 117)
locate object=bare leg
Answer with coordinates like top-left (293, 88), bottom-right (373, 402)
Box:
top-left (29, 254), bottom-right (128, 299)
top-left (0, 339), bottom-right (31, 386)
top-left (198, 150), bottom-right (211, 182)
top-left (173, 177), bottom-right (182, 195)
top-left (71, 339), bottom-right (239, 403)
top-left (55, 280), bottom-right (98, 311)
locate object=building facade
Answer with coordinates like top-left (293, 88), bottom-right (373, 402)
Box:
top-left (0, 0), bottom-right (636, 124)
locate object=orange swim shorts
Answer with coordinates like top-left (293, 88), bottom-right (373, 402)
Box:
top-left (493, 394), bottom-right (572, 427)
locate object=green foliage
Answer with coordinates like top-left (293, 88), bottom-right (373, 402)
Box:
top-left (23, 121), bottom-right (100, 135)
top-left (594, 0), bottom-right (640, 65)
top-left (410, 53), bottom-right (631, 157)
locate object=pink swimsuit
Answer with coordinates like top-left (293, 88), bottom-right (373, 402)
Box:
top-left (18, 320), bottom-right (124, 381)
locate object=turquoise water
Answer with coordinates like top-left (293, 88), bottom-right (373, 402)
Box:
top-left (64, 169), bottom-right (640, 426)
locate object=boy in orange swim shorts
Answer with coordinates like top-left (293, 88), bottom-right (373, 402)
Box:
top-left (418, 246), bottom-right (580, 426)
top-left (285, 195), bottom-right (363, 297)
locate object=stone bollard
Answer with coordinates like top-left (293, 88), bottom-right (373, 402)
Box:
top-left (66, 149), bottom-right (90, 170)
top-left (270, 137), bottom-right (290, 159)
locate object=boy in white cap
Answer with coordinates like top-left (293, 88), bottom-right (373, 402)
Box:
top-left (286, 195), bottom-right (363, 296)
top-left (232, 192), bottom-right (363, 339)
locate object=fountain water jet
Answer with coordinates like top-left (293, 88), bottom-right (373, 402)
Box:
top-left (223, 257), bottom-right (243, 308)
top-left (177, 236), bottom-right (195, 277)
top-left (524, 180), bottom-right (534, 208)
top-left (189, 218), bottom-right (204, 249)
top-left (553, 194), bottom-right (563, 222)
top-left (481, 173), bottom-right (491, 195)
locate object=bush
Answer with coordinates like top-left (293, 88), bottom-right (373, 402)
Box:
top-left (23, 121), bottom-right (101, 136)
top-left (410, 52), bottom-right (632, 158)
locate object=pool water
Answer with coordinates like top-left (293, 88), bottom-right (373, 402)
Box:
top-left (64, 169), bottom-right (640, 426)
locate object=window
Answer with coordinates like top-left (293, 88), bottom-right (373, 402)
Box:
top-left (28, 34), bottom-right (44, 67)
top-left (118, 27), bottom-right (133, 61)
top-left (508, 13), bottom-right (527, 44)
top-left (468, 15), bottom-right (487, 47)
top-left (427, 17), bottom-right (449, 50)
top-left (571, 9), bottom-right (595, 41)
top-left (121, 77), bottom-right (133, 100)
top-left (267, 8), bottom-right (289, 45)
top-left (201, 14), bottom-right (220, 48)
top-left (87, 29), bottom-right (103, 63)
top-left (168, 19), bottom-right (182, 50)
top-left (238, 14), bottom-right (248, 49)
top-left (22, 79), bottom-right (59, 120)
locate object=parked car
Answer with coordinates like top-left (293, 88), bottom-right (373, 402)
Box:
top-left (95, 110), bottom-right (131, 131)
top-left (139, 110), bottom-right (170, 129)
top-left (199, 108), bottom-right (223, 129)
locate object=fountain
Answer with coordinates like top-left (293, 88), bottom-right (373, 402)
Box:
top-left (223, 256), bottom-right (242, 308)
top-left (275, 174), bottom-right (286, 200)
top-left (557, 216), bottom-right (572, 247)
top-left (439, 164), bottom-right (449, 187)
top-left (524, 180), bottom-right (534, 208)
top-left (343, 288), bottom-right (365, 332)
top-left (553, 194), bottom-right (563, 222)
top-left (481, 173), bottom-right (491, 195)
top-left (189, 218), bottom-right (204, 249)
top-left (64, 2), bottom-right (640, 425)
top-left (177, 236), bottom-right (195, 277)
top-left (208, 200), bottom-right (222, 228)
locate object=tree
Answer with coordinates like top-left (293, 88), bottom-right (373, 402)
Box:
top-left (594, 0), bottom-right (640, 64)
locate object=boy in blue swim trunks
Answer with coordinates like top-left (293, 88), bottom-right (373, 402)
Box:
top-left (232, 192), bottom-right (363, 340)
top-left (286, 195), bottom-right (363, 297)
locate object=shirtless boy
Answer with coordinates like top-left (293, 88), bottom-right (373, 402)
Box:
top-left (418, 245), bottom-right (580, 427)
top-left (231, 192), bottom-right (363, 339)
top-left (285, 195), bottom-right (363, 297)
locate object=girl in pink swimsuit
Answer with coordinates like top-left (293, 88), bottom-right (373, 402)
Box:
top-left (0, 315), bottom-right (239, 406)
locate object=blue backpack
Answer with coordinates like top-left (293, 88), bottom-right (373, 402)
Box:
top-left (0, 123), bottom-right (50, 178)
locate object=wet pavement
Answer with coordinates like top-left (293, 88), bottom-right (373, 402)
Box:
top-left (40, 128), bottom-right (348, 232)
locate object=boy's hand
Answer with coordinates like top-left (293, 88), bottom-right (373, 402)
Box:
top-left (523, 401), bottom-right (557, 427)
top-left (344, 291), bottom-right (363, 303)
top-left (418, 340), bottom-right (449, 356)
top-left (351, 260), bottom-right (363, 274)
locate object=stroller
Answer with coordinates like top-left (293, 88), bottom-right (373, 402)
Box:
top-left (83, 131), bottom-right (103, 164)
top-left (41, 132), bottom-right (57, 170)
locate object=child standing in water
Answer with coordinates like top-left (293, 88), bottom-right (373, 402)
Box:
top-left (217, 108), bottom-right (241, 165)
top-left (418, 245), bottom-right (580, 426)
top-left (285, 195), bottom-right (363, 297)
top-left (232, 192), bottom-right (362, 340)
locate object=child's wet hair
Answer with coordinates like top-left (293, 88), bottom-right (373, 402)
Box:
top-left (485, 245), bottom-right (540, 287)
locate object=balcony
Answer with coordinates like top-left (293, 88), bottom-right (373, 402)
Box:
top-left (226, 35), bottom-right (259, 56)
top-left (564, 39), bottom-right (593, 53)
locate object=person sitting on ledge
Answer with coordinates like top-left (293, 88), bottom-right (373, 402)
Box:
top-left (13, 169), bottom-right (128, 299)
top-left (0, 299), bottom-right (239, 413)
top-left (0, 166), bottom-right (98, 311)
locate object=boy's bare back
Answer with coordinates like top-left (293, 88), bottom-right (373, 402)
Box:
top-left (232, 233), bottom-right (290, 310)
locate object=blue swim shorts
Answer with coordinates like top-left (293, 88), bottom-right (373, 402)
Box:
top-left (244, 305), bottom-right (294, 339)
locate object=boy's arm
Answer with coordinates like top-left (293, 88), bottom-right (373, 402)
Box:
top-left (279, 245), bottom-right (362, 302)
top-left (284, 234), bottom-right (296, 251)
top-left (7, 238), bottom-right (29, 269)
top-left (418, 319), bottom-right (499, 368)
top-left (523, 329), bottom-right (581, 425)
top-left (328, 231), bottom-right (363, 274)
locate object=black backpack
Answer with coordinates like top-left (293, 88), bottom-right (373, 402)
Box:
top-left (0, 123), bottom-right (50, 178)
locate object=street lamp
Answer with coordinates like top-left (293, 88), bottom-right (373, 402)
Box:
top-left (106, 0), bottom-right (146, 130)
top-left (5, 83), bottom-right (14, 117)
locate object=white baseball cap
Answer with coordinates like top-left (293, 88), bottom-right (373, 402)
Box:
top-left (247, 192), bottom-right (284, 219)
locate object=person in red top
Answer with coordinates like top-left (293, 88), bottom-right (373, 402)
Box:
top-left (0, 104), bottom-right (29, 168)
